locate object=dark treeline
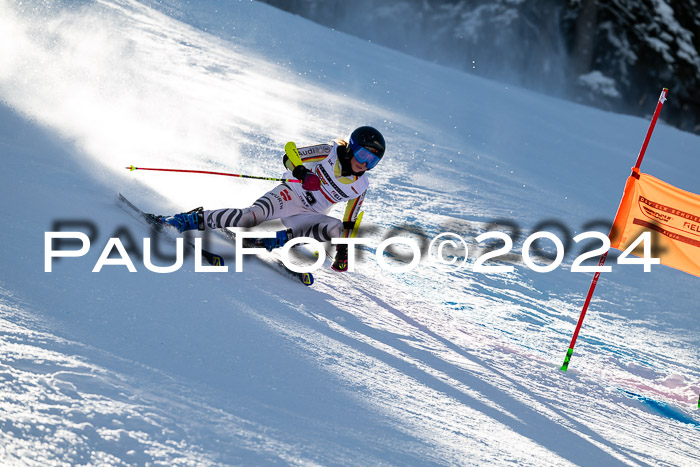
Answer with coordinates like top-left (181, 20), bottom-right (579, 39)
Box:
top-left (260, 0), bottom-right (700, 134)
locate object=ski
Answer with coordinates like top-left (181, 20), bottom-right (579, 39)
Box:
top-left (118, 193), bottom-right (225, 267)
top-left (217, 228), bottom-right (314, 286)
top-left (350, 211), bottom-right (364, 239)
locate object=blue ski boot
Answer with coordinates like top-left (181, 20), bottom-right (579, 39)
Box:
top-left (261, 229), bottom-right (292, 251)
top-left (160, 207), bottom-right (204, 233)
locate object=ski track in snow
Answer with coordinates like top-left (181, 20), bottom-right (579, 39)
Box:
top-left (0, 0), bottom-right (699, 464)
top-left (0, 290), bottom-right (323, 466)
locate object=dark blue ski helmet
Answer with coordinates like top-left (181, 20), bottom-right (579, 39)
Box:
top-left (348, 126), bottom-right (385, 169)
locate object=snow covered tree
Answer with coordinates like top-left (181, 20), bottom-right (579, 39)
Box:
top-left (261, 0), bottom-right (700, 133)
top-left (563, 0), bottom-right (700, 132)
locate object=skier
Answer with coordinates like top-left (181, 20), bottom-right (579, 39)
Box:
top-left (159, 126), bottom-right (386, 271)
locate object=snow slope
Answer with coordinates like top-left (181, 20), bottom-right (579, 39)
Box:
top-left (1, 0), bottom-right (699, 464)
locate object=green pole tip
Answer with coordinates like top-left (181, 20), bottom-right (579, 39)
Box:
top-left (560, 348), bottom-right (574, 372)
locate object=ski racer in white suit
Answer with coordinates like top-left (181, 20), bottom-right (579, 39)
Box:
top-left (160, 126), bottom-right (386, 271)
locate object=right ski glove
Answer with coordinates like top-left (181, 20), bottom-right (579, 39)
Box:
top-left (292, 165), bottom-right (321, 191)
top-left (331, 244), bottom-right (349, 272)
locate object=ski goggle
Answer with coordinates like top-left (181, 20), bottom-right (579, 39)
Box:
top-left (349, 139), bottom-right (381, 169)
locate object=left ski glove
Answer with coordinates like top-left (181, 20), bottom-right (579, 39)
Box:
top-left (160, 207), bottom-right (205, 233)
top-left (292, 165), bottom-right (321, 191)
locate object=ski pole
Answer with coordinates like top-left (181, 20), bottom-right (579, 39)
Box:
top-left (125, 165), bottom-right (301, 183)
top-left (560, 88), bottom-right (668, 372)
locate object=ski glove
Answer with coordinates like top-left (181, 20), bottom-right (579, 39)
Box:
top-left (160, 207), bottom-right (204, 233)
top-left (331, 244), bottom-right (349, 272)
top-left (293, 165), bottom-right (321, 191)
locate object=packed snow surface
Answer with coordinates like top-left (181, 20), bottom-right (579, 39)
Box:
top-left (0, 0), bottom-right (699, 464)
